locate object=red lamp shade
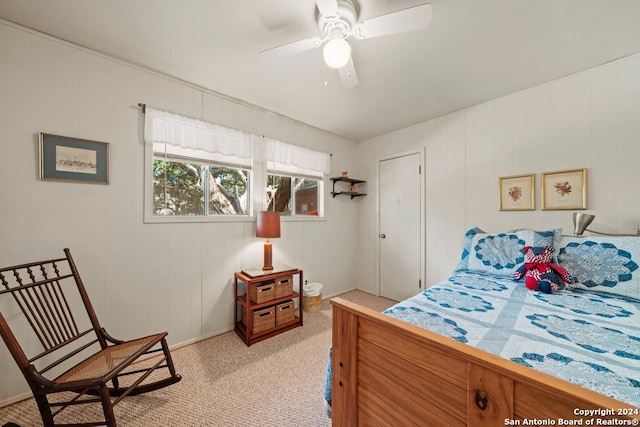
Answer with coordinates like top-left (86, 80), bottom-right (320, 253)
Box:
top-left (256, 211), bottom-right (281, 239)
top-left (256, 211), bottom-right (280, 270)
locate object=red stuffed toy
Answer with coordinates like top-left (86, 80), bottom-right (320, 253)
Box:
top-left (513, 246), bottom-right (573, 293)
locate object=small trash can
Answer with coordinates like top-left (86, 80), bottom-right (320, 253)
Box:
top-left (303, 282), bottom-right (323, 312)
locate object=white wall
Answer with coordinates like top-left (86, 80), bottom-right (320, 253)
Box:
top-left (356, 53), bottom-right (640, 293)
top-left (0, 20), bottom-right (360, 404)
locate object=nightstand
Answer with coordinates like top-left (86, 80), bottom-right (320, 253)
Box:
top-left (234, 266), bottom-right (303, 346)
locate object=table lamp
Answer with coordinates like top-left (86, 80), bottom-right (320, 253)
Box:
top-left (256, 211), bottom-right (281, 270)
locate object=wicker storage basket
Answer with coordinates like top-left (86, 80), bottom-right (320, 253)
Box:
top-left (274, 276), bottom-right (293, 299)
top-left (250, 281), bottom-right (275, 304)
top-left (276, 300), bottom-right (295, 325)
top-left (247, 306), bottom-right (275, 334)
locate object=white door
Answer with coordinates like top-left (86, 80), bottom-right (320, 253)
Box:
top-left (379, 152), bottom-right (423, 301)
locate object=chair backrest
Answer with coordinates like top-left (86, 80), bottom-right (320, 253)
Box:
top-left (0, 249), bottom-right (105, 385)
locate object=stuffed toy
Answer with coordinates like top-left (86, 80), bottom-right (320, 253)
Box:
top-left (513, 246), bottom-right (573, 293)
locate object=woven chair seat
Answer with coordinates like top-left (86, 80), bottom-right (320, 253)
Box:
top-left (56, 333), bottom-right (166, 384)
top-left (0, 249), bottom-right (181, 426)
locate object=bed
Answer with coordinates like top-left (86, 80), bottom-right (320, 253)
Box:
top-left (328, 228), bottom-right (640, 426)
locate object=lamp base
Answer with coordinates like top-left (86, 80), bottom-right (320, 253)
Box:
top-left (262, 240), bottom-right (273, 271)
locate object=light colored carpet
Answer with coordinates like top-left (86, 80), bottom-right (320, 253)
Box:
top-left (0, 290), bottom-right (396, 427)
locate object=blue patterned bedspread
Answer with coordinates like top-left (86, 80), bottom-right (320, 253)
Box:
top-left (326, 272), bottom-right (640, 408)
top-left (386, 272), bottom-right (640, 406)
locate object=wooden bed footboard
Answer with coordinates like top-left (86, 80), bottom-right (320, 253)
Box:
top-left (331, 297), bottom-right (639, 427)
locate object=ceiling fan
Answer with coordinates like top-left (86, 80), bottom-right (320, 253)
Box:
top-left (260, 0), bottom-right (433, 88)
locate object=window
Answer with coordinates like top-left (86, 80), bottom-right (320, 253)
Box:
top-left (143, 107), bottom-right (330, 222)
top-left (153, 158), bottom-right (203, 215)
top-left (144, 107), bottom-right (253, 222)
top-left (209, 166), bottom-right (249, 215)
top-left (266, 174), bottom-right (321, 216)
top-left (265, 137), bottom-right (329, 218)
top-left (153, 157), bottom-right (249, 216)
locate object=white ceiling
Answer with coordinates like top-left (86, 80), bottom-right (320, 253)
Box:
top-left (2, 0), bottom-right (640, 141)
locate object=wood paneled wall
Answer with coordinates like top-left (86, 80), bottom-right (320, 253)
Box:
top-left (0, 20), bottom-right (359, 404)
top-left (356, 53), bottom-right (640, 292)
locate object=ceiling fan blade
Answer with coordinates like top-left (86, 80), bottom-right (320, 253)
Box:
top-left (338, 55), bottom-right (359, 88)
top-left (315, 0), bottom-right (340, 18)
top-left (260, 36), bottom-right (324, 58)
top-left (352, 3), bottom-right (433, 40)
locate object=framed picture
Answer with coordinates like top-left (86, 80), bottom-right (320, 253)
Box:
top-left (39, 133), bottom-right (109, 184)
top-left (499, 174), bottom-right (535, 211)
top-left (541, 168), bottom-right (587, 210)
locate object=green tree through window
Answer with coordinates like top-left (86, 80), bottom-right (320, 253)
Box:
top-left (153, 159), bottom-right (248, 216)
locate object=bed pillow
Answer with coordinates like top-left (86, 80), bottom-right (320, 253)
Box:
top-left (557, 236), bottom-right (640, 300)
top-left (454, 227), bottom-right (562, 278)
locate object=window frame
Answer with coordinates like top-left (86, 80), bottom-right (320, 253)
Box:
top-left (143, 107), bottom-right (329, 223)
top-left (144, 144), bottom-right (255, 223)
top-left (265, 172), bottom-right (324, 218)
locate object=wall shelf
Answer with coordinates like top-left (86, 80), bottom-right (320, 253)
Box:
top-left (331, 177), bottom-right (367, 199)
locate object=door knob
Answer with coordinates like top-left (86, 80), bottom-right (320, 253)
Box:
top-left (379, 233), bottom-right (386, 239)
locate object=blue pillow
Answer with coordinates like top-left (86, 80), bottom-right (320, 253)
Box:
top-left (558, 236), bottom-right (640, 300)
top-left (455, 227), bottom-right (562, 278)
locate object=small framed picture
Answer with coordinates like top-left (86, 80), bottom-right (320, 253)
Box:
top-left (499, 174), bottom-right (535, 211)
top-left (541, 168), bottom-right (587, 210)
top-left (39, 133), bottom-right (109, 184)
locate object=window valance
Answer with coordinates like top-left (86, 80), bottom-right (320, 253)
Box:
top-left (144, 107), bottom-right (253, 165)
top-left (144, 107), bottom-right (330, 176)
top-left (265, 137), bottom-right (330, 178)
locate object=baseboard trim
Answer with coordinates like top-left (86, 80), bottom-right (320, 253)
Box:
top-left (0, 289), bottom-right (356, 408)
top-left (0, 392), bottom-right (32, 409)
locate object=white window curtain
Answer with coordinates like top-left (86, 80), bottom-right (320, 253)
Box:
top-left (144, 106), bottom-right (253, 167)
top-left (265, 137), bottom-right (330, 178)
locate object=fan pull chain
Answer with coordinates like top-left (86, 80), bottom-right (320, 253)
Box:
top-left (324, 64), bottom-right (328, 86)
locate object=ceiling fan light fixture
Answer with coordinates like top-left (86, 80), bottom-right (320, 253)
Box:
top-left (323, 38), bottom-right (351, 69)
